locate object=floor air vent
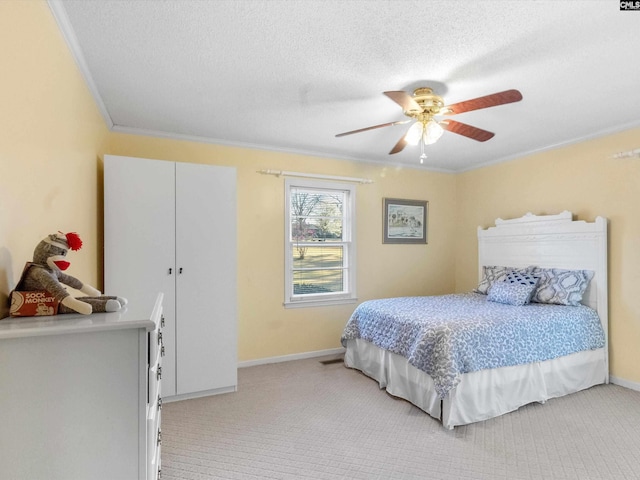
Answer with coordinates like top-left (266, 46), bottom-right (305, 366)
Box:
top-left (319, 357), bottom-right (344, 365)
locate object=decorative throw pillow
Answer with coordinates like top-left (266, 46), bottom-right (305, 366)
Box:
top-left (503, 271), bottom-right (539, 287)
top-left (475, 266), bottom-right (531, 295)
top-left (487, 281), bottom-right (537, 306)
top-left (474, 266), bottom-right (512, 294)
top-left (529, 267), bottom-right (595, 306)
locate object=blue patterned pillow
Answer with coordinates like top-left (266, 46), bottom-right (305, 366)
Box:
top-left (475, 266), bottom-right (533, 295)
top-left (503, 271), bottom-right (539, 287)
top-left (475, 266), bottom-right (515, 295)
top-left (529, 267), bottom-right (594, 306)
top-left (487, 281), bottom-right (537, 306)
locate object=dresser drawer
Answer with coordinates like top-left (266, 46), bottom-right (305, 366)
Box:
top-left (150, 445), bottom-right (161, 480)
top-left (146, 408), bottom-right (161, 480)
top-left (148, 324), bottom-right (163, 366)
top-left (147, 300), bottom-right (163, 480)
top-left (148, 357), bottom-right (161, 406)
top-left (146, 363), bottom-right (162, 480)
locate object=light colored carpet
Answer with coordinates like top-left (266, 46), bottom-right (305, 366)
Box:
top-left (161, 356), bottom-right (640, 479)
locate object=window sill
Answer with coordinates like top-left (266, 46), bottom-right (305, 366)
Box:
top-left (284, 297), bottom-right (358, 309)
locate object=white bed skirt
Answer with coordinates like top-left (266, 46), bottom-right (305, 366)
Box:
top-left (344, 338), bottom-right (607, 429)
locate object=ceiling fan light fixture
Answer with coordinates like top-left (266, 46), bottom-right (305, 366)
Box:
top-left (404, 122), bottom-right (424, 145)
top-left (335, 86), bottom-right (522, 159)
top-left (423, 120), bottom-right (444, 145)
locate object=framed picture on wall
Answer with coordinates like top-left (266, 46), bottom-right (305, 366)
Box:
top-left (383, 198), bottom-right (428, 244)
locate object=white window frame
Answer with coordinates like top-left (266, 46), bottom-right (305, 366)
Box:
top-left (284, 178), bottom-right (357, 308)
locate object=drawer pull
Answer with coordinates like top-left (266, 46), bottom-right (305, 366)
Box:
top-left (157, 429), bottom-right (162, 446)
top-left (158, 396), bottom-right (163, 410)
top-left (161, 345), bottom-right (165, 357)
top-left (157, 332), bottom-right (162, 345)
top-left (157, 366), bottom-right (162, 381)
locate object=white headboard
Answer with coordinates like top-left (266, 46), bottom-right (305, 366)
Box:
top-left (477, 211), bottom-right (608, 378)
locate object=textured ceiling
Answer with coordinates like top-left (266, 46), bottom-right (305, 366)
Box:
top-left (50, 0), bottom-right (640, 172)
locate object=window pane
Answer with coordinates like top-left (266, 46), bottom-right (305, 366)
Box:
top-left (290, 188), bottom-right (344, 241)
top-left (290, 218), bottom-right (343, 242)
top-left (293, 268), bottom-right (345, 295)
top-left (291, 245), bottom-right (345, 295)
top-left (291, 245), bottom-right (343, 266)
top-left (290, 219), bottom-right (316, 243)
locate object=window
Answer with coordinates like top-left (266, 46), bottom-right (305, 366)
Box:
top-left (284, 178), bottom-right (356, 307)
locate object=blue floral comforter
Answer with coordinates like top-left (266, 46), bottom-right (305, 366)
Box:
top-left (340, 293), bottom-right (605, 398)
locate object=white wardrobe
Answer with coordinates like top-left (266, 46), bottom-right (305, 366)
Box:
top-left (104, 155), bottom-right (237, 400)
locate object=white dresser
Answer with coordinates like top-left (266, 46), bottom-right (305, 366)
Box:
top-left (0, 294), bottom-right (164, 480)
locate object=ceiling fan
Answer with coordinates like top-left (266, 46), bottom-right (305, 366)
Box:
top-left (335, 87), bottom-right (523, 161)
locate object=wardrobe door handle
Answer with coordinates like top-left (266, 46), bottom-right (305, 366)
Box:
top-left (168, 268), bottom-right (172, 275)
top-left (179, 267), bottom-right (183, 274)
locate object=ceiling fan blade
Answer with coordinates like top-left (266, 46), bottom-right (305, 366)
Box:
top-left (441, 120), bottom-right (495, 142)
top-left (389, 134), bottom-right (408, 154)
top-left (383, 91), bottom-right (421, 112)
top-left (335, 120), bottom-right (410, 137)
top-left (443, 89), bottom-right (522, 115)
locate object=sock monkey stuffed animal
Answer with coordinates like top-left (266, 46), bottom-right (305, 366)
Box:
top-left (12, 231), bottom-right (126, 315)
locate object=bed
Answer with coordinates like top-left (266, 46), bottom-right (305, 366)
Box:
top-left (341, 211), bottom-right (608, 429)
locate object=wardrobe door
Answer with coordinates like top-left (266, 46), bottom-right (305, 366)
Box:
top-left (104, 155), bottom-right (178, 396)
top-left (175, 163), bottom-right (237, 395)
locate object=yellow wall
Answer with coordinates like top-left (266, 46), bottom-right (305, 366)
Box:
top-left (105, 134), bottom-right (457, 361)
top-left (455, 129), bottom-right (640, 384)
top-left (0, 1), bottom-right (457, 360)
top-left (0, 1), bottom-right (109, 318)
top-left (1, 1), bottom-right (637, 385)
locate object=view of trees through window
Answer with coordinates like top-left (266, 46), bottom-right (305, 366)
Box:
top-left (290, 187), bottom-right (346, 295)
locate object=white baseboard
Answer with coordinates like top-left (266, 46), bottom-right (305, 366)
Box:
top-left (239, 347), bottom-right (345, 368)
top-left (163, 385), bottom-right (237, 403)
top-left (610, 375), bottom-right (640, 392)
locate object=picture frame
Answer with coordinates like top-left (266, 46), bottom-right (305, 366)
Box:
top-left (383, 198), bottom-right (428, 244)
